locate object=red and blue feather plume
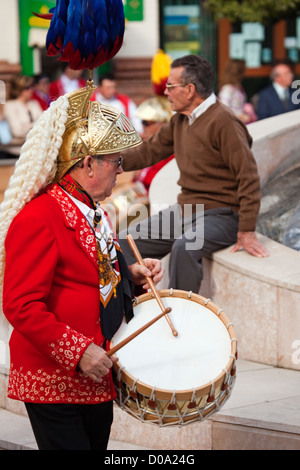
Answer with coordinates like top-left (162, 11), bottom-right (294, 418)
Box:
top-left (35, 0), bottom-right (125, 70)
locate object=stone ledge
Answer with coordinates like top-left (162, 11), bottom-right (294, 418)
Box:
top-left (212, 234), bottom-right (300, 293)
top-left (249, 109), bottom-right (300, 141)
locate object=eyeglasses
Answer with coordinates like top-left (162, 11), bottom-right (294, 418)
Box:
top-left (165, 83), bottom-right (186, 90)
top-left (100, 156), bottom-right (123, 168)
top-left (142, 120), bottom-right (156, 127)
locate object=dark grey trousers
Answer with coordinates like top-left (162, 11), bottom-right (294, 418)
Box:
top-left (118, 205), bottom-right (239, 293)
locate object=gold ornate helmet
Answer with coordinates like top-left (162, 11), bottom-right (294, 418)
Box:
top-left (136, 96), bottom-right (172, 123)
top-left (55, 84), bottom-right (142, 181)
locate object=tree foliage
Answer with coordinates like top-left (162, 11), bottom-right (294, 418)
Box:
top-left (204, 0), bottom-right (300, 23)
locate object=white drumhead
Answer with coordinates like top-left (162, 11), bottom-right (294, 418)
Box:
top-left (113, 296), bottom-right (231, 391)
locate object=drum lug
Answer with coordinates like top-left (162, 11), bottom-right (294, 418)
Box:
top-left (148, 399), bottom-right (157, 409)
top-left (207, 394), bottom-right (215, 403)
top-left (130, 390), bottom-right (138, 399)
top-left (168, 403), bottom-right (177, 411)
top-left (187, 401), bottom-right (197, 409)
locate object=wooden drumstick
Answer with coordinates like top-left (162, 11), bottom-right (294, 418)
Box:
top-left (126, 234), bottom-right (178, 337)
top-left (106, 307), bottom-right (172, 357)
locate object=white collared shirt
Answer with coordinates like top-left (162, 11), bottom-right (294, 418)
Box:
top-left (273, 82), bottom-right (289, 100)
top-left (63, 190), bottom-right (119, 303)
top-left (188, 93), bottom-right (217, 125)
top-left (61, 75), bottom-right (82, 94)
top-left (65, 190), bottom-right (115, 242)
top-left (94, 91), bottom-right (143, 133)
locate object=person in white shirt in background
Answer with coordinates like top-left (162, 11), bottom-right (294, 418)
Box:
top-left (49, 66), bottom-right (87, 101)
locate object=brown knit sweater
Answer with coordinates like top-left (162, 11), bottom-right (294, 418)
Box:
top-left (123, 100), bottom-right (261, 232)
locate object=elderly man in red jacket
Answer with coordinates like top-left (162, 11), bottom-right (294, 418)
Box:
top-left (0, 84), bottom-right (163, 450)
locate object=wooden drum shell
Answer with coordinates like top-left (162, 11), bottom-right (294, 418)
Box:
top-left (111, 290), bottom-right (238, 426)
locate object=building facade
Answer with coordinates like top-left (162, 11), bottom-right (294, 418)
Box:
top-left (0, 0), bottom-right (300, 102)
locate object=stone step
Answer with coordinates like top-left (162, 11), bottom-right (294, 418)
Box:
top-left (211, 360), bottom-right (300, 450)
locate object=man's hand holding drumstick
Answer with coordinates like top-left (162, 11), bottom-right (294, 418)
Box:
top-left (128, 257), bottom-right (165, 290)
top-left (126, 235), bottom-right (178, 337)
top-left (78, 343), bottom-right (117, 383)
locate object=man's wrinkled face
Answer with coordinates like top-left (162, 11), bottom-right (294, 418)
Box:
top-left (164, 67), bottom-right (190, 114)
top-left (90, 153), bottom-right (123, 202)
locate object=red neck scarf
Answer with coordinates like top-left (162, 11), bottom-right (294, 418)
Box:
top-left (58, 173), bottom-right (95, 209)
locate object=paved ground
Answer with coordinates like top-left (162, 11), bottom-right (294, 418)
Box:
top-left (0, 407), bottom-right (149, 450)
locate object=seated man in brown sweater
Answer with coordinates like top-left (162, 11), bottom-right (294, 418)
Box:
top-left (118, 55), bottom-right (269, 293)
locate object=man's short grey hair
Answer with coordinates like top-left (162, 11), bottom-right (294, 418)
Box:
top-left (171, 55), bottom-right (214, 99)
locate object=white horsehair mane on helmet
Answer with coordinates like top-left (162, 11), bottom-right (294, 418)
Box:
top-left (0, 96), bottom-right (69, 285)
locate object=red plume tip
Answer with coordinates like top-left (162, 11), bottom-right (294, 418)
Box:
top-left (32, 11), bottom-right (53, 20)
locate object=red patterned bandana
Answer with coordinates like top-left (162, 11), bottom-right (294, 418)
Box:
top-left (58, 173), bottom-right (95, 209)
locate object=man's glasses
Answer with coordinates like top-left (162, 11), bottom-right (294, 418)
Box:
top-left (99, 156), bottom-right (123, 168)
top-left (165, 83), bottom-right (186, 90)
top-left (142, 120), bottom-right (156, 127)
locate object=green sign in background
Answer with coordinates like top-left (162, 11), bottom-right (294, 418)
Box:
top-left (19, 0), bottom-right (56, 75)
top-left (123, 0), bottom-right (144, 21)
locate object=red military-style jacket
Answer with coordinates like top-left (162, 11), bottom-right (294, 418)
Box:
top-left (3, 184), bottom-right (116, 404)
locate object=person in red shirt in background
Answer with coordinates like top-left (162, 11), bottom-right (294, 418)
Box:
top-left (49, 65), bottom-right (86, 101)
top-left (31, 74), bottom-right (51, 111)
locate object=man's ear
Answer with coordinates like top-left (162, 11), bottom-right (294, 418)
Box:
top-left (82, 155), bottom-right (94, 176)
top-left (186, 82), bottom-right (196, 99)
